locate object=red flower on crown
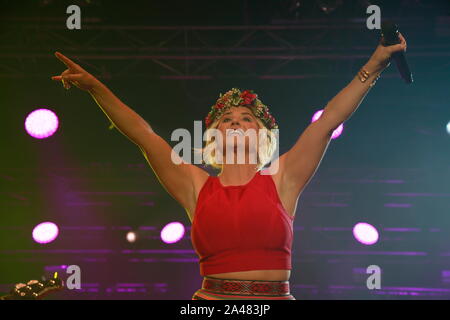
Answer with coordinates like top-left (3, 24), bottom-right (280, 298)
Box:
top-left (241, 90), bottom-right (257, 105)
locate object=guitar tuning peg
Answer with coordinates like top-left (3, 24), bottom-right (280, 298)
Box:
top-left (15, 283), bottom-right (26, 289)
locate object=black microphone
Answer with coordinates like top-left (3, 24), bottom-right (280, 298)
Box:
top-left (380, 21), bottom-right (413, 84)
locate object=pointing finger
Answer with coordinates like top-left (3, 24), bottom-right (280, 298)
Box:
top-left (62, 74), bottom-right (83, 81)
top-left (54, 51), bottom-right (80, 70)
top-left (52, 70), bottom-right (70, 81)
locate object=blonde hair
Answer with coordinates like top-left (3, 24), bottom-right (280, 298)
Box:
top-left (194, 107), bottom-right (278, 170)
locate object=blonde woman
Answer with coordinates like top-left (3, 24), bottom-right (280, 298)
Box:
top-left (51, 32), bottom-right (406, 300)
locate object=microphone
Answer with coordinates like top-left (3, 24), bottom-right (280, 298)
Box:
top-left (380, 21), bottom-right (413, 84)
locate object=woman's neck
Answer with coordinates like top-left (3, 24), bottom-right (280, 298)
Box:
top-left (218, 163), bottom-right (259, 186)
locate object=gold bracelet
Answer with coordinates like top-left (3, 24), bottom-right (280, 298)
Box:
top-left (358, 68), bottom-right (381, 87)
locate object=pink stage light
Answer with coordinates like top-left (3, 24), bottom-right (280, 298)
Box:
top-left (353, 222), bottom-right (379, 245)
top-left (311, 109), bottom-right (344, 139)
top-left (25, 108), bottom-right (59, 139)
top-left (160, 222), bottom-right (185, 244)
top-left (32, 222), bottom-right (59, 244)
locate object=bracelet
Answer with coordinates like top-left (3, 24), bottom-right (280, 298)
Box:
top-left (358, 67), bottom-right (381, 87)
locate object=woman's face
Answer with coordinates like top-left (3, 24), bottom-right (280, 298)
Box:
top-left (215, 106), bottom-right (261, 163)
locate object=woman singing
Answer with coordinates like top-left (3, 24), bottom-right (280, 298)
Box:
top-left (51, 33), bottom-right (406, 300)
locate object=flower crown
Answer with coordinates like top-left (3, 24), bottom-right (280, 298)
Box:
top-left (205, 88), bottom-right (278, 130)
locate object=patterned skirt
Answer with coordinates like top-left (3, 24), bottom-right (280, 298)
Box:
top-left (192, 276), bottom-right (296, 300)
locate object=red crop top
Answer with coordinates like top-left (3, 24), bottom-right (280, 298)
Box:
top-left (191, 170), bottom-right (294, 276)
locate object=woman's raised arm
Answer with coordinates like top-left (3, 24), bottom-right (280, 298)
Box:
top-left (51, 52), bottom-right (208, 217)
top-left (278, 33), bottom-right (408, 196)
top-left (51, 51), bottom-right (153, 146)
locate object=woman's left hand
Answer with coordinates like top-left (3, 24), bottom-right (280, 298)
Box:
top-left (367, 32), bottom-right (407, 72)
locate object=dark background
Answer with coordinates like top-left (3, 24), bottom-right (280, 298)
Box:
top-left (0, 0), bottom-right (450, 299)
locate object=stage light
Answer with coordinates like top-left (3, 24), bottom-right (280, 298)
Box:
top-left (126, 231), bottom-right (137, 243)
top-left (353, 222), bottom-right (379, 245)
top-left (446, 121), bottom-right (450, 135)
top-left (311, 109), bottom-right (344, 139)
top-left (25, 108), bottom-right (59, 139)
top-left (316, 0), bottom-right (343, 14)
top-left (160, 222), bottom-right (185, 244)
top-left (32, 222), bottom-right (59, 244)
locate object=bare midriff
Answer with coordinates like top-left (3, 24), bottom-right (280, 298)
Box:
top-left (207, 269), bottom-right (290, 281)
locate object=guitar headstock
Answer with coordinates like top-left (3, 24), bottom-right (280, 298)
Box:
top-left (1, 272), bottom-right (64, 300)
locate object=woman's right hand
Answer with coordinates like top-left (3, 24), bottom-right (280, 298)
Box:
top-left (51, 51), bottom-right (100, 92)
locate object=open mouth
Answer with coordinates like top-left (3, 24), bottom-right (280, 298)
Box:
top-left (227, 129), bottom-right (244, 136)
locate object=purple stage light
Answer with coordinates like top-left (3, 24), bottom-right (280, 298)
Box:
top-left (160, 222), bottom-right (185, 244)
top-left (311, 109), bottom-right (343, 139)
top-left (25, 108), bottom-right (59, 139)
top-left (353, 222), bottom-right (379, 245)
top-left (32, 222), bottom-right (59, 244)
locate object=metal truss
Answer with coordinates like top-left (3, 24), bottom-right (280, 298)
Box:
top-left (1, 16), bottom-right (449, 80)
